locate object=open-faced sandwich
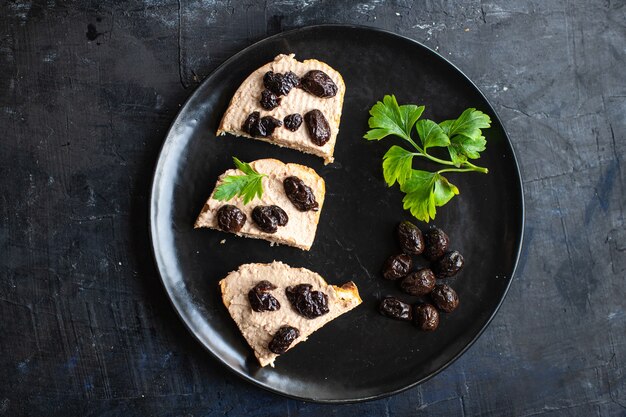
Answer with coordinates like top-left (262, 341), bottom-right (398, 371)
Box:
top-left (217, 54), bottom-right (346, 164)
top-left (195, 158), bottom-right (325, 251)
top-left (220, 261), bottom-right (362, 367)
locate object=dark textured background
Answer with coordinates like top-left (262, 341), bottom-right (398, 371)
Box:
top-left (1, 0), bottom-right (624, 416)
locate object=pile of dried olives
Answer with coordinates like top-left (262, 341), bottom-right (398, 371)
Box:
top-left (378, 221), bottom-right (465, 332)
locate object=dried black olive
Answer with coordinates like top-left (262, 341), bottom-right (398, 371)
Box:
top-left (382, 254), bottom-right (412, 280)
top-left (400, 268), bottom-right (436, 296)
top-left (414, 303), bottom-right (439, 331)
top-left (431, 284), bottom-right (459, 313)
top-left (300, 70), bottom-right (338, 98)
top-left (216, 205), bottom-right (246, 232)
top-left (423, 227), bottom-right (450, 261)
top-left (260, 89), bottom-right (281, 110)
top-left (263, 71), bottom-right (300, 96)
top-left (397, 221), bottom-right (424, 255)
top-left (432, 251), bottom-right (465, 279)
top-left (285, 284), bottom-right (329, 319)
top-left (242, 111), bottom-right (260, 135)
top-left (252, 205), bottom-right (288, 233)
top-left (268, 326), bottom-right (300, 354)
top-left (248, 280), bottom-right (280, 312)
top-left (283, 176), bottom-right (319, 212)
top-left (242, 112), bottom-right (282, 137)
top-left (304, 109), bottom-right (331, 146)
top-left (379, 297), bottom-right (412, 321)
top-left (283, 113), bottom-right (303, 131)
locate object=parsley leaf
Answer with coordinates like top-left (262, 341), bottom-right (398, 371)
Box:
top-left (415, 119), bottom-right (450, 151)
top-left (440, 108), bottom-right (490, 165)
top-left (213, 157), bottom-right (265, 204)
top-left (382, 145), bottom-right (415, 186)
top-left (364, 95), bottom-right (424, 141)
top-left (363, 96), bottom-right (490, 222)
top-left (399, 171), bottom-right (459, 222)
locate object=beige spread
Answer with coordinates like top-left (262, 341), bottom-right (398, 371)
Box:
top-left (194, 158), bottom-right (325, 251)
top-left (217, 54), bottom-right (346, 164)
top-left (220, 261), bottom-right (362, 367)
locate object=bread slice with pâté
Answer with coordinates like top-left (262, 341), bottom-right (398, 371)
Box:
top-left (220, 261), bottom-right (362, 367)
top-left (217, 54), bottom-right (346, 164)
top-left (194, 158), bottom-right (325, 251)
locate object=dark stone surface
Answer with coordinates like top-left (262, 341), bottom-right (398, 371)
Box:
top-left (0, 0), bottom-right (624, 415)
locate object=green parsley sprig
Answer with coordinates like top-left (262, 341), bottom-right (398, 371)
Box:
top-left (214, 157), bottom-right (266, 204)
top-left (364, 95), bottom-right (491, 222)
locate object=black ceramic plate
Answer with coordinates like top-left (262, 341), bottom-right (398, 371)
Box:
top-left (150, 25), bottom-right (524, 403)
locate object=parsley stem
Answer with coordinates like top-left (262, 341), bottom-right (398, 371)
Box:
top-left (412, 148), bottom-right (456, 166)
top-left (413, 149), bottom-right (489, 174)
top-left (462, 161), bottom-right (489, 173)
top-left (437, 168), bottom-right (479, 174)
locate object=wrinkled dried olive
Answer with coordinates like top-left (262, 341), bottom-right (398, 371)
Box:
top-left (248, 280), bottom-right (280, 312)
top-left (432, 251), bottom-right (465, 278)
top-left (382, 254), bottom-right (412, 280)
top-left (300, 70), bottom-right (338, 98)
top-left (263, 71), bottom-right (300, 96)
top-left (283, 176), bottom-right (319, 212)
top-left (283, 113), bottom-right (303, 131)
top-left (400, 268), bottom-right (436, 296)
top-left (304, 109), bottom-right (331, 146)
top-left (242, 111), bottom-right (260, 135)
top-left (268, 326), bottom-right (300, 354)
top-left (260, 89), bottom-right (281, 110)
top-left (379, 297), bottom-right (412, 321)
top-left (431, 284), bottom-right (459, 313)
top-left (285, 284), bottom-right (329, 319)
top-left (216, 205), bottom-right (246, 232)
top-left (397, 221), bottom-right (424, 255)
top-left (252, 205), bottom-right (288, 233)
top-left (414, 303), bottom-right (439, 331)
top-left (242, 112), bottom-right (282, 137)
top-left (423, 227), bottom-right (450, 261)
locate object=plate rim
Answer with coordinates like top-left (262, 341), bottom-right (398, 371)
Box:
top-left (149, 23), bottom-right (526, 404)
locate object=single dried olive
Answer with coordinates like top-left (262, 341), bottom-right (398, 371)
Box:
top-left (248, 280), bottom-right (280, 312)
top-left (242, 111), bottom-right (260, 135)
top-left (397, 221), bottom-right (425, 255)
top-left (283, 176), bottom-right (319, 212)
top-left (252, 205), bottom-right (288, 233)
top-left (216, 205), bottom-right (246, 232)
top-left (263, 71), bottom-right (300, 96)
top-left (432, 251), bottom-right (465, 279)
top-left (285, 284), bottom-right (329, 319)
top-left (400, 268), bottom-right (436, 296)
top-left (423, 227), bottom-right (450, 261)
top-left (283, 113), bottom-right (303, 131)
top-left (414, 303), bottom-right (439, 331)
top-left (260, 89), bottom-right (281, 110)
top-left (242, 112), bottom-right (282, 137)
top-left (379, 297), bottom-right (412, 321)
top-left (382, 254), bottom-right (413, 280)
top-left (304, 109), bottom-right (331, 146)
top-left (300, 70), bottom-right (338, 98)
top-left (268, 326), bottom-right (300, 354)
top-left (431, 284), bottom-right (459, 313)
